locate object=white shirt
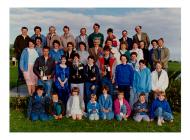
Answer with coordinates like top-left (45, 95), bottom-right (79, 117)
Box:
top-left (28, 48), bottom-right (39, 64)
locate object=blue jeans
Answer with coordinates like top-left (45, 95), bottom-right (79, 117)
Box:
top-left (38, 79), bottom-right (53, 97)
top-left (30, 112), bottom-right (49, 121)
top-left (118, 85), bottom-right (130, 102)
top-left (155, 107), bottom-right (174, 121)
top-left (115, 105), bottom-right (127, 121)
top-left (101, 77), bottom-right (114, 96)
top-left (99, 111), bottom-right (114, 120)
top-left (85, 82), bottom-right (98, 103)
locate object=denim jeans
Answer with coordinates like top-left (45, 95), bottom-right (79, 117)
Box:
top-left (85, 82), bottom-right (98, 103)
top-left (133, 114), bottom-right (150, 122)
top-left (30, 112), bottom-right (49, 121)
top-left (155, 107), bottom-right (174, 121)
top-left (115, 104), bottom-right (127, 121)
top-left (99, 111), bottom-right (114, 120)
top-left (38, 79), bottom-right (53, 97)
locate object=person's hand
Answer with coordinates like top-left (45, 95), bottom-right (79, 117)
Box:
top-left (112, 79), bottom-right (115, 84)
top-left (91, 85), bottom-right (95, 90)
top-left (91, 77), bottom-right (96, 81)
top-left (126, 115), bottom-right (129, 118)
top-left (115, 85), bottom-right (118, 89)
top-left (60, 82), bottom-right (65, 87)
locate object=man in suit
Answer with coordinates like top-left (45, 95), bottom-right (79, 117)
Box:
top-left (119, 30), bottom-right (133, 50)
top-left (88, 38), bottom-right (103, 62)
top-left (133, 25), bottom-right (150, 49)
top-left (152, 38), bottom-right (170, 71)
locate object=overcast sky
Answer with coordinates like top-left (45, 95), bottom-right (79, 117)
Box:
top-left (10, 8), bottom-right (181, 61)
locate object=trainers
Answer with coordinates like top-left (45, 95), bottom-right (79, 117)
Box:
top-left (170, 119), bottom-right (174, 123)
top-left (161, 117), bottom-right (165, 123)
top-left (157, 118), bottom-right (162, 126)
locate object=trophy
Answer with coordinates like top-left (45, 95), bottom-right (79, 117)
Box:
top-left (39, 66), bottom-right (48, 80)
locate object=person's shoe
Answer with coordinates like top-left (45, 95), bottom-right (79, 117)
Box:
top-left (170, 119), bottom-right (174, 123)
top-left (157, 118), bottom-right (162, 126)
top-left (161, 117), bottom-right (165, 123)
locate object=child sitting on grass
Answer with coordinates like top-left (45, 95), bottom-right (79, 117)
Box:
top-left (49, 93), bottom-right (64, 120)
top-left (87, 94), bottom-right (100, 120)
top-left (114, 90), bottom-right (131, 121)
top-left (98, 85), bottom-right (114, 120)
top-left (133, 92), bottom-right (150, 122)
top-left (150, 91), bottom-right (174, 126)
top-left (66, 87), bottom-right (85, 120)
top-left (27, 85), bottom-right (50, 121)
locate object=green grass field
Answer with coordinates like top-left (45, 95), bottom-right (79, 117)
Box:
top-left (10, 61), bottom-right (181, 132)
top-left (10, 109), bottom-right (180, 132)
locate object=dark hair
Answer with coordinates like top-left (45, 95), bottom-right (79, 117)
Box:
top-left (52, 40), bottom-right (60, 46)
top-left (105, 38), bottom-right (113, 44)
top-left (49, 26), bottom-right (56, 31)
top-left (139, 40), bottom-right (145, 44)
top-left (158, 37), bottom-right (164, 42)
top-left (71, 87), bottom-right (80, 95)
top-left (61, 55), bottom-right (66, 60)
top-left (151, 39), bottom-right (158, 44)
top-left (88, 55), bottom-right (95, 61)
top-left (34, 26), bottom-right (42, 32)
top-left (139, 92), bottom-right (146, 97)
top-left (35, 37), bottom-right (42, 43)
top-left (120, 54), bottom-right (128, 61)
top-left (122, 30), bottom-right (127, 33)
top-left (94, 23), bottom-right (100, 28)
top-left (103, 46), bottom-right (111, 52)
top-left (28, 39), bottom-right (35, 46)
top-left (107, 28), bottom-right (113, 33)
top-left (79, 42), bottom-right (86, 49)
top-left (67, 42), bottom-right (74, 48)
top-left (21, 26), bottom-right (28, 30)
top-left (130, 52), bottom-right (138, 57)
top-left (73, 53), bottom-right (80, 59)
top-left (102, 85), bottom-right (109, 92)
top-left (43, 46), bottom-right (50, 51)
top-left (80, 27), bottom-right (86, 32)
top-left (36, 85), bottom-right (44, 91)
top-left (63, 25), bottom-right (70, 30)
top-left (117, 89), bottom-right (124, 96)
top-left (52, 92), bottom-right (58, 96)
top-left (139, 59), bottom-right (145, 64)
top-left (136, 25), bottom-right (142, 29)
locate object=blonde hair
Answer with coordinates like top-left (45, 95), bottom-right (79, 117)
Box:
top-left (91, 94), bottom-right (97, 100)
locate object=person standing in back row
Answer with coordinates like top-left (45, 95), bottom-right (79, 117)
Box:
top-left (88, 23), bottom-right (104, 48)
top-left (133, 25), bottom-right (150, 49)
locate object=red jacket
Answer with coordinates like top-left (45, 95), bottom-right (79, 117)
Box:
top-left (98, 56), bottom-right (115, 79)
top-left (114, 98), bottom-right (131, 116)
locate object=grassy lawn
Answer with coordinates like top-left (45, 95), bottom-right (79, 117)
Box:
top-left (10, 61), bottom-right (181, 132)
top-left (10, 109), bottom-right (180, 132)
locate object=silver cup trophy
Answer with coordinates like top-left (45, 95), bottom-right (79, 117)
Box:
top-left (39, 66), bottom-right (48, 81)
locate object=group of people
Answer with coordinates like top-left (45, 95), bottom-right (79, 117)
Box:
top-left (13, 23), bottom-right (172, 126)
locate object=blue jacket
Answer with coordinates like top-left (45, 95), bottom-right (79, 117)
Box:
top-left (133, 101), bottom-right (148, 115)
top-left (115, 64), bottom-right (134, 86)
top-left (31, 34), bottom-right (47, 47)
top-left (133, 67), bottom-right (151, 94)
top-left (98, 94), bottom-right (113, 112)
top-left (87, 101), bottom-right (100, 114)
top-left (27, 94), bottom-right (50, 118)
top-left (49, 49), bottom-right (64, 63)
top-left (20, 48), bottom-right (39, 71)
top-left (150, 98), bottom-right (172, 119)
